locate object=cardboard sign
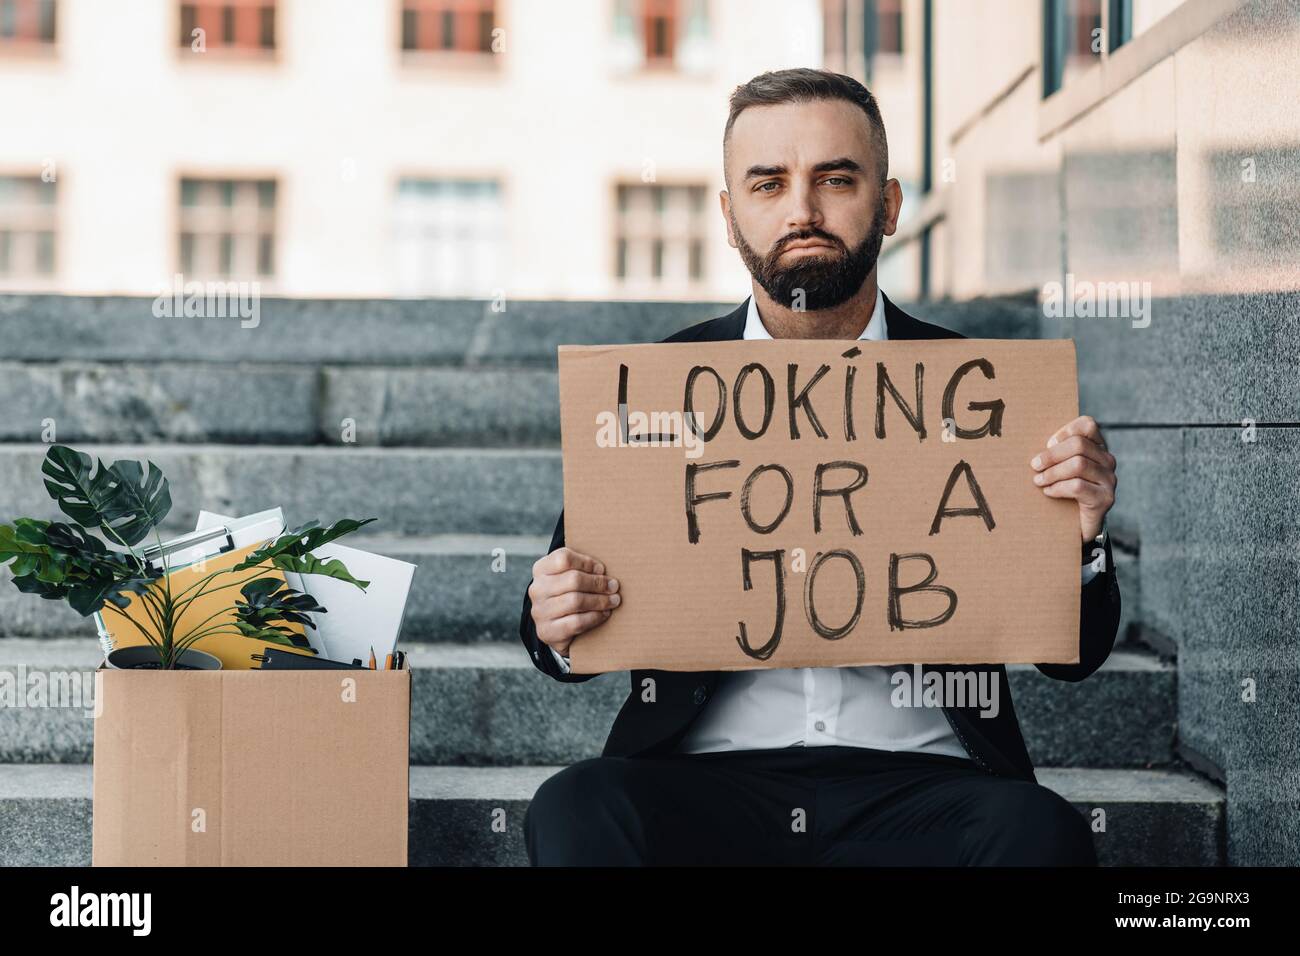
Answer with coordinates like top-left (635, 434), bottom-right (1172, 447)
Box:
top-left (558, 338), bottom-right (1081, 673)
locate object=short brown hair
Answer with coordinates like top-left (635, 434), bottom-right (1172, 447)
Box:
top-left (723, 68), bottom-right (889, 189)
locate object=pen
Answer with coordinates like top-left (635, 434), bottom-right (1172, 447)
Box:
top-left (368, 646), bottom-right (376, 670)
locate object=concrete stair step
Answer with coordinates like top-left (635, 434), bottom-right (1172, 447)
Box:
top-left (0, 444), bottom-right (562, 542)
top-left (0, 762), bottom-right (1225, 866)
top-left (0, 363), bottom-right (562, 447)
top-left (0, 639), bottom-right (1175, 768)
top-left (0, 296), bottom-right (1042, 367)
top-left (0, 296), bottom-right (731, 366)
top-left (0, 532), bottom-right (552, 641)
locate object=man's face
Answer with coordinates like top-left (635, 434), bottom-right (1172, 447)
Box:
top-left (722, 99), bottom-right (901, 311)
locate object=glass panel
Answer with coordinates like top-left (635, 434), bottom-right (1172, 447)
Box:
top-left (35, 230), bottom-right (54, 273)
top-left (39, 0), bottom-right (55, 42)
top-left (258, 233), bottom-right (274, 275)
top-left (219, 233), bottom-right (233, 274)
top-left (441, 9), bottom-right (454, 49)
top-left (260, 3), bottom-right (274, 48)
top-left (1045, 0), bottom-right (1104, 95)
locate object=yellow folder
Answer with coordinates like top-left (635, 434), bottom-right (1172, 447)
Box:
top-left (99, 540), bottom-right (317, 670)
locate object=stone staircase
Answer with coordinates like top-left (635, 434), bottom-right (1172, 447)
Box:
top-left (0, 295), bottom-right (1226, 866)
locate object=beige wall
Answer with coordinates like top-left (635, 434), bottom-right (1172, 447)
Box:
top-left (0, 0), bottom-right (828, 299)
top-left (918, 0), bottom-right (1299, 299)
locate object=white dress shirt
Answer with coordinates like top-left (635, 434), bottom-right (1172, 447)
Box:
top-left (551, 286), bottom-right (1099, 762)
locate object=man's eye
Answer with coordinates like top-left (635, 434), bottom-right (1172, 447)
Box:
top-left (823, 177), bottom-right (851, 186)
top-left (756, 182), bottom-right (779, 192)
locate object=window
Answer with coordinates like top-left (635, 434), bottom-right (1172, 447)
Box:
top-left (401, 0), bottom-right (497, 54)
top-left (179, 1), bottom-right (275, 53)
top-left (614, 183), bottom-right (707, 289)
top-left (823, 0), bottom-right (902, 82)
top-left (178, 178), bottom-right (276, 279)
top-left (1044, 0), bottom-right (1104, 95)
top-left (0, 0), bottom-right (56, 48)
top-left (874, 0), bottom-right (903, 55)
top-left (612, 0), bottom-right (710, 73)
top-left (1209, 147), bottom-right (1300, 260)
top-left (0, 175), bottom-right (56, 279)
top-left (393, 178), bottom-right (504, 295)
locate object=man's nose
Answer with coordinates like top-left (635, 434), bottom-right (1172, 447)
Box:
top-left (785, 182), bottom-right (823, 232)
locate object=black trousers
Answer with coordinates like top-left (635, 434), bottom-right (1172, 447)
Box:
top-left (525, 745), bottom-right (1097, 866)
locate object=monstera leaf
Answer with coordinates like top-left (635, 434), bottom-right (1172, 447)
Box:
top-left (40, 446), bottom-right (119, 528)
top-left (234, 519), bottom-right (376, 588)
top-left (0, 520), bottom-right (68, 585)
top-left (40, 445), bottom-right (171, 547)
top-left (233, 577), bottom-right (325, 646)
top-left (102, 459), bottom-right (172, 546)
top-left (66, 571), bottom-right (161, 617)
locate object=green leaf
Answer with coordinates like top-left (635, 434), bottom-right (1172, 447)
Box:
top-left (101, 459), bottom-right (172, 546)
top-left (11, 572), bottom-right (72, 601)
top-left (271, 552), bottom-right (370, 589)
top-left (39, 446), bottom-right (172, 547)
top-left (234, 577), bottom-right (327, 637)
top-left (67, 572), bottom-right (159, 617)
top-left (0, 522), bottom-right (68, 585)
top-left (233, 518), bottom-right (375, 587)
top-left (40, 446), bottom-right (120, 528)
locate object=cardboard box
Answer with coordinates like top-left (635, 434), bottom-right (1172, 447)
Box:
top-left (92, 667), bottom-right (410, 866)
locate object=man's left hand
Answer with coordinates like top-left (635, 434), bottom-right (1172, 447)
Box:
top-left (1030, 415), bottom-right (1117, 543)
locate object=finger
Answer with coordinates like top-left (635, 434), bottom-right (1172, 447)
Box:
top-left (529, 568), bottom-right (618, 604)
top-left (1032, 455), bottom-right (1114, 489)
top-left (543, 568), bottom-right (619, 599)
top-left (1047, 415), bottom-right (1106, 451)
top-left (1040, 476), bottom-right (1111, 505)
top-left (547, 608), bottom-right (613, 643)
top-left (539, 589), bottom-right (622, 619)
top-left (532, 546), bottom-right (606, 578)
top-left (1032, 433), bottom-right (1114, 472)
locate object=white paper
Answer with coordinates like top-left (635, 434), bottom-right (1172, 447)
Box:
top-left (198, 510), bottom-right (415, 663)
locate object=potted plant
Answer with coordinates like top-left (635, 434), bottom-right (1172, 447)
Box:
top-left (0, 444), bottom-right (374, 670)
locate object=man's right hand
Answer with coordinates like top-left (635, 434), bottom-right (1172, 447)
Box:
top-left (527, 547), bottom-right (621, 658)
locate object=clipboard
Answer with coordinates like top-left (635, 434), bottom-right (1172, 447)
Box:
top-left (97, 539), bottom-right (319, 670)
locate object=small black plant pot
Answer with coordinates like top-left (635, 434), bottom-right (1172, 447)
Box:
top-left (105, 646), bottom-right (223, 671)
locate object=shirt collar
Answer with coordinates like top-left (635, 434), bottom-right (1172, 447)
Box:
top-left (742, 285), bottom-right (888, 341)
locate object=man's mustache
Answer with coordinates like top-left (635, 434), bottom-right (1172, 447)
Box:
top-left (771, 231), bottom-right (845, 256)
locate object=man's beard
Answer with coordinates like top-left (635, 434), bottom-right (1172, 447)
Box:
top-left (732, 199), bottom-right (886, 311)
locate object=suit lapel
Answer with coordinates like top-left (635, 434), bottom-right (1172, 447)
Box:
top-left (713, 298), bottom-right (748, 341)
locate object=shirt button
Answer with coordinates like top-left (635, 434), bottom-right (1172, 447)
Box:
top-left (693, 685), bottom-right (708, 705)
top-left (815, 720), bottom-right (826, 732)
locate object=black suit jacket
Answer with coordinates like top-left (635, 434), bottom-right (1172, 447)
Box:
top-left (519, 292), bottom-right (1122, 783)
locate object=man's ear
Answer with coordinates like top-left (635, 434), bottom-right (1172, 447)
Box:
top-left (720, 189), bottom-right (737, 248)
top-left (882, 178), bottom-right (904, 237)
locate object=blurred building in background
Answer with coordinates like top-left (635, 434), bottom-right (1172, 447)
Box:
top-left (891, 0), bottom-right (1300, 302)
top-left (0, 0), bottom-right (942, 300)
top-left (0, 0), bottom-right (1295, 304)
